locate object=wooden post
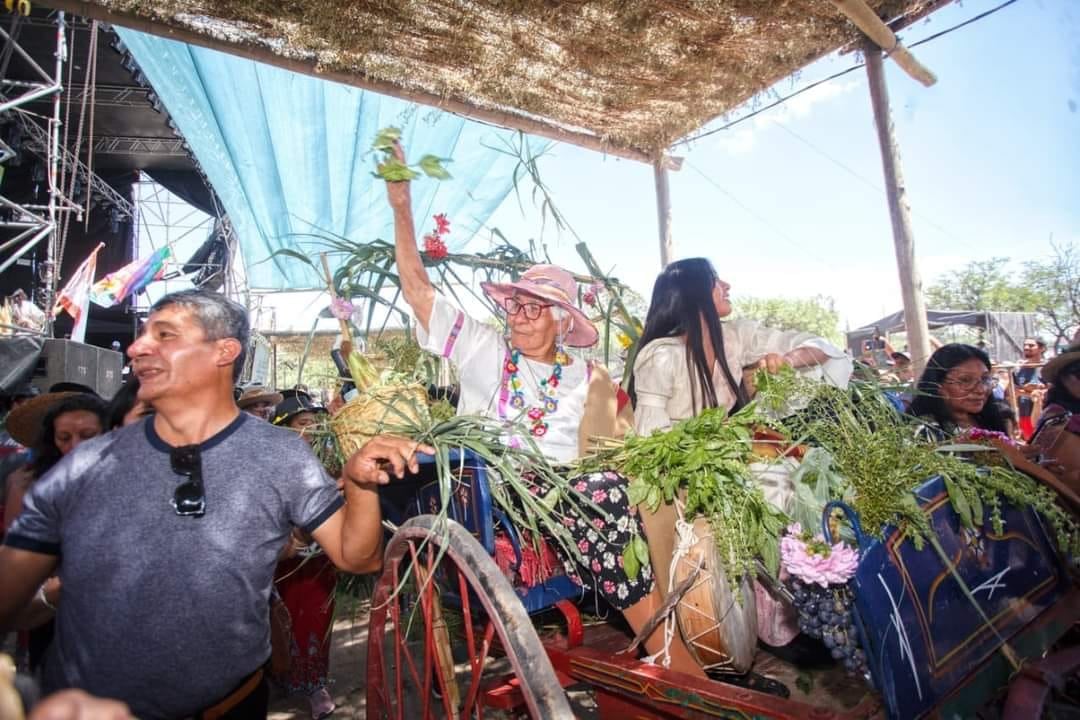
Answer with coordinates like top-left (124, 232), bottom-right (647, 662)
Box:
top-left (654, 158), bottom-right (674, 267)
top-left (864, 39), bottom-right (932, 377)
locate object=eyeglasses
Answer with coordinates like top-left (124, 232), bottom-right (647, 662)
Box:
top-left (504, 297), bottom-right (551, 321)
top-left (170, 444), bottom-right (205, 517)
top-left (943, 373), bottom-right (994, 391)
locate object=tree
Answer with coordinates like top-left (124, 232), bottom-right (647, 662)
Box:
top-left (922, 245), bottom-right (1079, 347)
top-left (923, 257), bottom-right (1039, 312)
top-left (733, 295), bottom-right (842, 345)
top-left (1021, 240), bottom-right (1080, 347)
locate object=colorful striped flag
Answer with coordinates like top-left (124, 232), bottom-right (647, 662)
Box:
top-left (90, 246), bottom-right (172, 308)
top-left (53, 242), bottom-right (104, 343)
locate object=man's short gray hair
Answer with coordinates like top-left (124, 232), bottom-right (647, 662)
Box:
top-left (150, 289), bottom-right (249, 380)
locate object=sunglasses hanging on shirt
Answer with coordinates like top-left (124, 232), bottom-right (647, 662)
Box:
top-left (170, 444), bottom-right (206, 517)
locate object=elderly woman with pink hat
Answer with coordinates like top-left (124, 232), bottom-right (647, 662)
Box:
top-left (384, 146), bottom-right (706, 677)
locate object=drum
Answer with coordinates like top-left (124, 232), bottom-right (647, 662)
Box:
top-left (638, 439), bottom-right (800, 673)
top-left (672, 516), bottom-right (758, 672)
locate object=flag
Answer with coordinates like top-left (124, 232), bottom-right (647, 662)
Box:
top-left (90, 246), bottom-right (172, 308)
top-left (53, 242), bottom-right (104, 343)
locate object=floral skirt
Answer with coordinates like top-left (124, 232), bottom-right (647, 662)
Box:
top-left (564, 470), bottom-right (654, 610)
top-left (503, 470), bottom-right (654, 611)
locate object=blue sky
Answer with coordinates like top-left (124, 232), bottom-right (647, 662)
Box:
top-left (484, 0), bottom-right (1080, 330)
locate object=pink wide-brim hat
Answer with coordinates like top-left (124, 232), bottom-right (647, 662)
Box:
top-left (480, 264), bottom-right (599, 348)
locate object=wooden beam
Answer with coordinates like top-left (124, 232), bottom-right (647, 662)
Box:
top-left (840, 0), bottom-right (957, 54)
top-left (653, 159), bottom-right (674, 267)
top-left (41, 0), bottom-right (676, 167)
top-left (864, 38), bottom-right (932, 377)
top-left (832, 0), bottom-right (937, 86)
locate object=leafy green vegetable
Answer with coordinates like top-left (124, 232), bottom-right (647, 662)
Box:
top-left (580, 406), bottom-right (789, 584)
top-left (371, 126), bottom-right (401, 151)
top-left (374, 158), bottom-right (419, 182)
top-left (418, 154), bottom-right (452, 180)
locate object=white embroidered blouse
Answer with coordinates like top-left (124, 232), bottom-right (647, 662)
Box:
top-left (416, 294), bottom-right (589, 464)
top-left (632, 319), bottom-right (852, 436)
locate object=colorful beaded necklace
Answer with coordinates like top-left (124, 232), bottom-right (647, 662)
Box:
top-left (504, 347), bottom-right (567, 437)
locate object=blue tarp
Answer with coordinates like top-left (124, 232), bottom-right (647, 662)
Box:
top-left (116, 29), bottom-right (548, 291)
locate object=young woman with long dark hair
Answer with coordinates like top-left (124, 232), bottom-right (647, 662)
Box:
top-left (628, 258), bottom-right (850, 666)
top-left (630, 258), bottom-right (850, 431)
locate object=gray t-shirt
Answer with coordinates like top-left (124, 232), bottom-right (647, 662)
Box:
top-left (4, 412), bottom-right (344, 719)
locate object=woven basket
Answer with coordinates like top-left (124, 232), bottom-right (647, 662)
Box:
top-left (332, 383), bottom-right (431, 457)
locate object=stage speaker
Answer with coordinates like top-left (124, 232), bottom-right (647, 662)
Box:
top-left (32, 339), bottom-right (124, 399)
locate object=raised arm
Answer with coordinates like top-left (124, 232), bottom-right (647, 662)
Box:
top-left (384, 143), bottom-right (435, 333)
top-left (311, 435), bottom-right (435, 574)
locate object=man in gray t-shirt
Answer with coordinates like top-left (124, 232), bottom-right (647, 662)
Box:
top-left (0, 290), bottom-right (431, 719)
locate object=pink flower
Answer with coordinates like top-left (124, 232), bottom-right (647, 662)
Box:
top-left (592, 517), bottom-right (605, 529)
top-left (422, 233), bottom-right (448, 260)
top-left (577, 539), bottom-right (590, 553)
top-left (574, 481), bottom-right (588, 492)
top-left (433, 213), bottom-right (451, 235)
top-left (591, 560), bottom-right (602, 573)
top-left (603, 580), bottom-right (616, 595)
top-left (583, 291), bottom-right (597, 307)
top-left (591, 489), bottom-right (608, 503)
top-left (329, 297), bottom-right (354, 321)
top-left (780, 525), bottom-right (859, 587)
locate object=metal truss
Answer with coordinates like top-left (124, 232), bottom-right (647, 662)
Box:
top-left (92, 134), bottom-right (187, 156)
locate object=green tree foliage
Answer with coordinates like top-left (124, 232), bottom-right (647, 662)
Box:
top-left (924, 257), bottom-right (1040, 312)
top-left (924, 245), bottom-right (1079, 345)
top-left (733, 295), bottom-right (842, 345)
top-left (1021, 241), bottom-right (1079, 346)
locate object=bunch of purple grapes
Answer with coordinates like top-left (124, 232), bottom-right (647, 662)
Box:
top-left (790, 577), bottom-right (870, 679)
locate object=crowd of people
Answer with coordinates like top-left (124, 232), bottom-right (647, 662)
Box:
top-left (0, 143), bottom-right (1076, 718)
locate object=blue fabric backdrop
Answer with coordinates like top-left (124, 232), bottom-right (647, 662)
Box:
top-left (116, 29), bottom-right (547, 290)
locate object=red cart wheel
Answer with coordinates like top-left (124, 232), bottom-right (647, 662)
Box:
top-left (366, 515), bottom-right (573, 719)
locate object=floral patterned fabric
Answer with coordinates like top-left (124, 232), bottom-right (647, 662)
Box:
top-left (560, 470), bottom-right (654, 610)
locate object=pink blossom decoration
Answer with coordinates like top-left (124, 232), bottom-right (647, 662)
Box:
top-left (329, 297), bottom-right (355, 321)
top-left (958, 427), bottom-right (1017, 448)
top-left (780, 523), bottom-right (859, 587)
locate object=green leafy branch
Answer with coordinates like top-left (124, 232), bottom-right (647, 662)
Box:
top-left (371, 126), bottom-right (452, 181)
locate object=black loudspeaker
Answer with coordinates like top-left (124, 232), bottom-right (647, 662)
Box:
top-left (32, 339), bottom-right (124, 399)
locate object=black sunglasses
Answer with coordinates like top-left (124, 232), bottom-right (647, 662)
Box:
top-left (170, 444), bottom-right (205, 517)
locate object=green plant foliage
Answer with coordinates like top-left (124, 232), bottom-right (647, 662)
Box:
top-left (757, 372), bottom-right (1080, 558)
top-left (581, 406), bottom-right (789, 582)
top-left (732, 295), bottom-right (843, 347)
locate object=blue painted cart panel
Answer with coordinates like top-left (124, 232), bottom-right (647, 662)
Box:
top-left (837, 476), bottom-right (1070, 720)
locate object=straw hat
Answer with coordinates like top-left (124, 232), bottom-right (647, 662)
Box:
top-left (237, 385), bottom-right (284, 410)
top-left (5, 392), bottom-right (81, 447)
top-left (1043, 342), bottom-right (1080, 384)
top-left (480, 264), bottom-right (598, 348)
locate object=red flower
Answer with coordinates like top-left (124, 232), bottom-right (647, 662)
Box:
top-left (433, 213), bottom-right (451, 235)
top-left (422, 233), bottom-right (448, 260)
top-left (583, 291), bottom-right (597, 307)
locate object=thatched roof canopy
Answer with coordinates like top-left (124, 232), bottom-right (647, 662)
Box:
top-left (47, 0), bottom-right (940, 162)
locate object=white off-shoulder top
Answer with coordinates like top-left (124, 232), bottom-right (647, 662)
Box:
top-left (632, 319), bottom-right (852, 436)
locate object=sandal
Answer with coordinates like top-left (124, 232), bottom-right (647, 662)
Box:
top-left (308, 687), bottom-right (336, 720)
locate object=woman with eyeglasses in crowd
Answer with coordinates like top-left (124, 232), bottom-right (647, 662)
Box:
top-left (908, 344), bottom-right (1010, 440)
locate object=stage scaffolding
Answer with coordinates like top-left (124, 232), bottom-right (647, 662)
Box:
top-left (0, 11), bottom-right (135, 335)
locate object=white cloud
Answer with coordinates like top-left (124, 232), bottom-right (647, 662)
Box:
top-left (709, 79), bottom-right (861, 155)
